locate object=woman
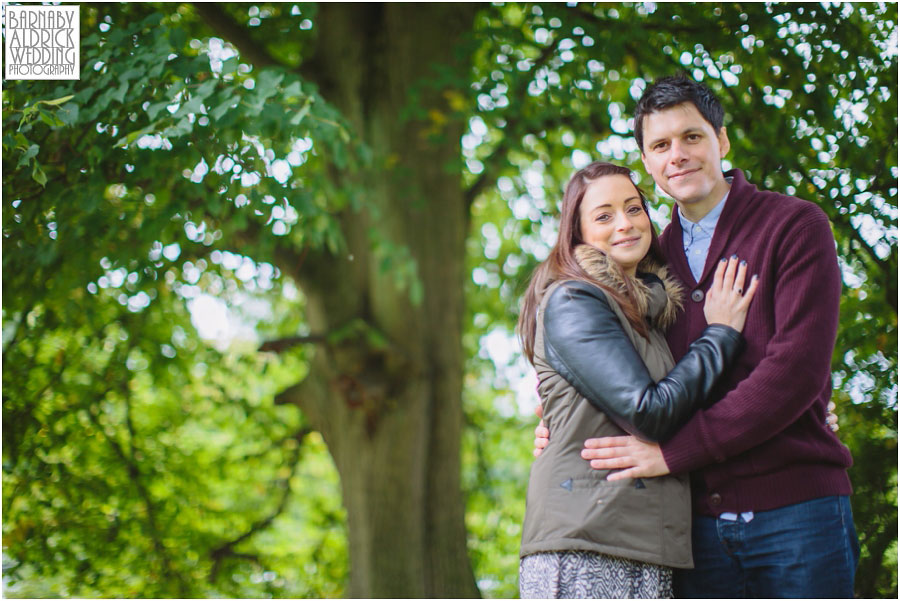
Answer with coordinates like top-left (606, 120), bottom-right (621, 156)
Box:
top-left (517, 161), bottom-right (757, 598)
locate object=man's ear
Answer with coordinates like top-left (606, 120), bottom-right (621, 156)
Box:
top-left (718, 127), bottom-right (731, 158)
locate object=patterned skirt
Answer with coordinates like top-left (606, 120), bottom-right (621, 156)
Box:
top-left (519, 550), bottom-right (673, 599)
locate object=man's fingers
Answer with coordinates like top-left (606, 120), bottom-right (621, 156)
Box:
top-left (534, 424), bottom-right (549, 438)
top-left (583, 435), bottom-right (633, 449)
top-left (534, 404), bottom-right (544, 419)
top-left (588, 456), bottom-right (634, 470)
top-left (581, 447), bottom-right (626, 460)
top-left (606, 467), bottom-right (641, 482)
top-left (534, 436), bottom-right (549, 449)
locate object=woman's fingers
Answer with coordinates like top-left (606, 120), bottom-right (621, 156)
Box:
top-left (733, 260), bottom-right (748, 294)
top-left (722, 255), bottom-right (739, 292)
top-left (712, 257), bottom-right (728, 292)
top-left (738, 274), bottom-right (760, 308)
top-left (714, 256), bottom-right (757, 301)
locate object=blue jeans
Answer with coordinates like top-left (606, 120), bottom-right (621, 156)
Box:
top-left (674, 496), bottom-right (859, 598)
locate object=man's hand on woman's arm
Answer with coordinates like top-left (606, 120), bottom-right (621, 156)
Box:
top-left (580, 436), bottom-right (670, 481)
top-left (533, 404), bottom-right (549, 458)
top-left (534, 401), bottom-right (671, 481)
top-left (827, 401), bottom-right (839, 432)
top-left (533, 401), bottom-right (840, 462)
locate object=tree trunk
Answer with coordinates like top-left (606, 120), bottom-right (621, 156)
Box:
top-left (276, 4), bottom-right (480, 597)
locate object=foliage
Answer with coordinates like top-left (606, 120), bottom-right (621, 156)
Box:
top-left (3, 5), bottom-right (353, 597)
top-left (3, 2), bottom-right (896, 598)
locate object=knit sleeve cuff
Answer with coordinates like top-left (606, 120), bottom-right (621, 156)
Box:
top-left (660, 418), bottom-right (721, 475)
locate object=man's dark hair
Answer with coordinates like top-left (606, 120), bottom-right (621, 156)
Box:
top-left (633, 74), bottom-right (725, 151)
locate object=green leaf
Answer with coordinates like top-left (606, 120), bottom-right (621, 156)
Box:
top-left (169, 27), bottom-right (186, 51)
top-left (56, 103), bottom-right (80, 126)
top-left (38, 109), bottom-right (65, 127)
top-left (221, 57), bottom-right (239, 75)
top-left (174, 94), bottom-right (204, 118)
top-left (110, 81), bottom-right (129, 104)
top-left (17, 144), bottom-right (40, 168)
top-left (118, 68), bottom-right (144, 83)
top-left (146, 101), bottom-right (171, 121)
top-left (283, 81), bottom-right (302, 99)
top-left (289, 98), bottom-right (313, 125)
top-left (32, 162), bottom-right (47, 187)
top-left (210, 96), bottom-right (237, 121)
top-left (194, 79), bottom-right (217, 101)
top-left (36, 94), bottom-right (75, 107)
top-left (162, 116), bottom-right (193, 139)
top-left (115, 128), bottom-right (150, 149)
top-left (12, 133), bottom-right (30, 148)
top-left (256, 70), bottom-right (285, 97)
top-left (18, 106), bottom-right (38, 130)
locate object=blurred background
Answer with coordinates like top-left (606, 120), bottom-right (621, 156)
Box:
top-left (2, 2), bottom-right (896, 598)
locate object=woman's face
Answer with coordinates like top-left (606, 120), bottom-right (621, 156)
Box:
top-left (579, 174), bottom-right (652, 277)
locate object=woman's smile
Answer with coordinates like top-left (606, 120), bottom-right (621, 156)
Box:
top-left (612, 236), bottom-right (643, 247)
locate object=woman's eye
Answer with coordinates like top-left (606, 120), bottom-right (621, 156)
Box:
top-left (595, 214), bottom-right (610, 222)
top-left (627, 206), bottom-right (642, 214)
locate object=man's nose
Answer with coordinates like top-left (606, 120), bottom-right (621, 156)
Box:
top-left (669, 139), bottom-right (689, 163)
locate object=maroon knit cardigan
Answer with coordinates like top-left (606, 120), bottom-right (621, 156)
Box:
top-left (659, 169), bottom-right (853, 517)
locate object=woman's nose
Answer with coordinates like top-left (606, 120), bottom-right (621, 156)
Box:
top-left (615, 212), bottom-right (632, 230)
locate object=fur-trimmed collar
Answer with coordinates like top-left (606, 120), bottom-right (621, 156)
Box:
top-left (574, 244), bottom-right (683, 330)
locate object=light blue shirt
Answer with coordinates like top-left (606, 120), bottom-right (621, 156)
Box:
top-left (678, 180), bottom-right (732, 282)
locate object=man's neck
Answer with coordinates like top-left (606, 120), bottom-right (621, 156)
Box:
top-left (677, 178), bottom-right (732, 223)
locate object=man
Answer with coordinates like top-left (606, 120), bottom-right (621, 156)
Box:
top-left (534, 75), bottom-right (858, 597)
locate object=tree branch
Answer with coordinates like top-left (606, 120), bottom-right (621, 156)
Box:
top-left (192, 3), bottom-right (283, 69)
top-left (259, 334), bottom-right (328, 353)
top-left (208, 426), bottom-right (313, 582)
top-left (88, 390), bottom-right (187, 594)
top-left (191, 3), bottom-right (324, 91)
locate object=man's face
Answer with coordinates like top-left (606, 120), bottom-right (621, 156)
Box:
top-left (639, 102), bottom-right (731, 218)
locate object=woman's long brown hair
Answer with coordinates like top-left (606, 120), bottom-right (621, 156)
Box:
top-left (517, 161), bottom-right (666, 365)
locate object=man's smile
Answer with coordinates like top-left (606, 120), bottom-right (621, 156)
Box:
top-left (668, 167), bottom-right (700, 181)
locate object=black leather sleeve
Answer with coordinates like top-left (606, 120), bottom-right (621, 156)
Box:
top-left (543, 281), bottom-right (744, 442)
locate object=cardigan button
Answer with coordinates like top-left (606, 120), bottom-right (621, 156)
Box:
top-left (709, 493), bottom-right (723, 507)
top-left (691, 289), bottom-right (704, 302)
